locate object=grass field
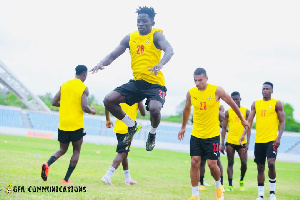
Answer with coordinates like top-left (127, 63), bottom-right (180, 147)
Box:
top-left (0, 134), bottom-right (300, 200)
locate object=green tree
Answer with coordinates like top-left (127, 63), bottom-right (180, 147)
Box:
top-left (283, 103), bottom-right (300, 132)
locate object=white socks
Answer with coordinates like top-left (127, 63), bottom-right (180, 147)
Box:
top-left (149, 126), bottom-right (157, 134)
top-left (258, 185), bottom-right (264, 197)
top-left (121, 115), bottom-right (135, 127)
top-left (269, 178), bottom-right (276, 193)
top-left (124, 170), bottom-right (131, 181)
top-left (105, 166), bottom-right (115, 178)
top-left (192, 186), bottom-right (199, 197)
top-left (215, 179), bottom-right (221, 188)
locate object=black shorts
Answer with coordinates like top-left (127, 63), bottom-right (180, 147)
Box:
top-left (58, 128), bottom-right (86, 144)
top-left (190, 135), bottom-right (220, 160)
top-left (116, 133), bottom-right (131, 153)
top-left (254, 141), bottom-right (277, 164)
top-left (226, 142), bottom-right (246, 152)
top-left (114, 80), bottom-right (167, 111)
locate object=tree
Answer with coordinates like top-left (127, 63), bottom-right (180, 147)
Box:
top-left (283, 103), bottom-right (300, 132)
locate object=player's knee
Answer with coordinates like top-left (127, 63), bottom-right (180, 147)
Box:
top-left (191, 158), bottom-right (200, 168)
top-left (228, 158), bottom-right (234, 166)
top-left (268, 161), bottom-right (275, 169)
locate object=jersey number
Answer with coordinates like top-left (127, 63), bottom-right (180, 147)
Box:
top-left (137, 45), bottom-right (144, 54)
top-left (158, 90), bottom-right (166, 99)
top-left (261, 110), bottom-right (266, 117)
top-left (200, 102), bottom-right (207, 110)
top-left (235, 117), bottom-right (241, 122)
top-left (213, 143), bottom-right (219, 152)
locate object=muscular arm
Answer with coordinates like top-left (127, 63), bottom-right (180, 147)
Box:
top-left (105, 107), bottom-right (113, 128)
top-left (178, 92), bottom-right (192, 141)
top-left (81, 88), bottom-right (97, 114)
top-left (138, 101), bottom-right (146, 116)
top-left (52, 88), bottom-right (61, 107)
top-left (240, 102), bottom-right (256, 145)
top-left (274, 101), bottom-right (285, 148)
top-left (90, 35), bottom-right (130, 73)
top-left (221, 111), bottom-right (229, 147)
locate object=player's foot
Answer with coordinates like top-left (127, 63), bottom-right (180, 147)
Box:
top-left (146, 133), bottom-right (156, 151)
top-left (270, 193), bottom-right (276, 200)
top-left (123, 122), bottom-right (141, 144)
top-left (101, 176), bottom-right (112, 185)
top-left (240, 180), bottom-right (245, 191)
top-left (125, 179), bottom-right (137, 185)
top-left (226, 185), bottom-right (233, 192)
top-left (256, 197), bottom-right (264, 200)
top-left (41, 162), bottom-right (49, 181)
top-left (188, 196), bottom-right (200, 200)
top-left (204, 182), bottom-right (211, 186)
top-left (216, 187), bottom-right (224, 200)
top-left (199, 185), bottom-right (206, 191)
top-left (61, 180), bottom-right (72, 185)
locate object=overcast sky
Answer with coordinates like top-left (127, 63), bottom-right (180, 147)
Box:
top-left (0, 0), bottom-right (300, 121)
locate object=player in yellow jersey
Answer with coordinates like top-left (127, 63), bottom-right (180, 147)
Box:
top-left (220, 91), bottom-right (250, 192)
top-left (101, 102), bottom-right (145, 185)
top-left (41, 65), bottom-right (97, 184)
top-left (90, 6), bottom-right (174, 152)
top-left (178, 68), bottom-right (250, 200)
top-left (240, 82), bottom-right (285, 200)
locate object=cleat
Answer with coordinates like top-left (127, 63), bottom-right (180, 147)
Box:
top-left (146, 133), bottom-right (156, 151)
top-left (221, 185), bottom-right (225, 193)
top-left (61, 180), bottom-right (72, 185)
top-left (270, 194), bottom-right (276, 200)
top-left (216, 187), bottom-right (224, 200)
top-left (123, 122), bottom-right (141, 144)
top-left (189, 196), bottom-right (200, 200)
top-left (41, 162), bottom-right (49, 181)
top-left (199, 185), bottom-right (206, 191)
top-left (101, 176), bottom-right (112, 185)
top-left (226, 185), bottom-right (233, 192)
top-left (256, 197), bottom-right (264, 200)
top-left (204, 182), bottom-right (211, 186)
top-left (240, 180), bottom-right (245, 191)
top-left (125, 179), bottom-right (137, 185)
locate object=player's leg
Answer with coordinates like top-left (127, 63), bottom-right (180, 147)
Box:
top-left (217, 157), bottom-right (224, 191)
top-left (189, 136), bottom-right (202, 199)
top-left (199, 158), bottom-right (206, 190)
top-left (237, 144), bottom-right (247, 191)
top-left (41, 129), bottom-right (70, 181)
top-left (226, 144), bottom-right (235, 191)
top-left (266, 141), bottom-right (277, 200)
top-left (254, 143), bottom-right (267, 200)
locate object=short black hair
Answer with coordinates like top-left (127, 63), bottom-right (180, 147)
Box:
top-left (263, 81), bottom-right (273, 89)
top-left (194, 68), bottom-right (207, 76)
top-left (231, 91), bottom-right (240, 97)
top-left (75, 65), bottom-right (87, 75)
top-left (136, 6), bottom-right (156, 20)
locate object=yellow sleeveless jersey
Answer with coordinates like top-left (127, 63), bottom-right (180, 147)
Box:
top-left (227, 107), bottom-right (247, 145)
top-left (129, 28), bottom-right (165, 86)
top-left (255, 99), bottom-right (279, 143)
top-left (58, 78), bottom-right (86, 131)
top-left (113, 103), bottom-right (138, 134)
top-left (190, 84), bottom-right (220, 139)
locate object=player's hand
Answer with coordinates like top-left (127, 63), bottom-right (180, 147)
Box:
top-left (243, 143), bottom-right (249, 153)
top-left (220, 143), bottom-right (225, 154)
top-left (106, 120), bottom-right (114, 128)
top-left (148, 63), bottom-right (163, 76)
top-left (178, 129), bottom-right (185, 141)
top-left (91, 107), bottom-right (97, 115)
top-left (90, 63), bottom-right (105, 74)
top-left (273, 137), bottom-right (281, 149)
top-left (240, 134), bottom-right (246, 145)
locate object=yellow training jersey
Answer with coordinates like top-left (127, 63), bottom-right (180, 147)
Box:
top-left (113, 103), bottom-right (139, 134)
top-left (58, 78), bottom-right (86, 131)
top-left (129, 28), bottom-right (164, 86)
top-left (227, 107), bottom-right (247, 145)
top-left (255, 99), bottom-right (279, 143)
top-left (190, 84), bottom-right (220, 139)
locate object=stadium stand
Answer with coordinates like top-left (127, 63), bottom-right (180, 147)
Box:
top-left (0, 108), bottom-right (23, 128)
top-left (28, 112), bottom-right (59, 131)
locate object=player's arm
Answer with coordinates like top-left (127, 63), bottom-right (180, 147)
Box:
top-left (245, 109), bottom-right (251, 150)
top-left (105, 108), bottom-right (113, 128)
top-left (216, 86), bottom-right (250, 129)
top-left (149, 31), bottom-right (174, 75)
top-left (274, 101), bottom-right (285, 149)
top-left (138, 101), bottom-right (146, 116)
top-left (240, 102), bottom-right (256, 147)
top-left (178, 92), bottom-right (192, 141)
top-left (90, 35), bottom-right (130, 73)
top-left (81, 87), bottom-right (97, 114)
top-left (52, 88), bottom-right (61, 107)
top-left (221, 110), bottom-right (229, 154)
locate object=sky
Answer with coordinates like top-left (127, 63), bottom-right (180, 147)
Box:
top-left (0, 0), bottom-right (300, 121)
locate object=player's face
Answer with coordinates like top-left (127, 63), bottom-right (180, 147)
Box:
top-left (262, 84), bottom-right (273, 99)
top-left (194, 74), bottom-right (208, 90)
top-left (231, 95), bottom-right (241, 107)
top-left (137, 14), bottom-right (154, 35)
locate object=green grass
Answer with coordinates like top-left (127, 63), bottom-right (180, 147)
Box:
top-left (0, 134), bottom-right (299, 200)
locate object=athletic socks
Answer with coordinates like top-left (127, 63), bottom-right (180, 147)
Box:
top-left (124, 170), bottom-right (131, 181)
top-left (192, 186), bottom-right (199, 197)
top-left (258, 183), bottom-right (264, 198)
top-left (269, 178), bottom-right (276, 194)
top-left (220, 176), bottom-right (223, 185)
top-left (200, 176), bottom-right (204, 185)
top-left (64, 164), bottom-right (76, 181)
top-left (228, 178), bottom-right (233, 186)
top-left (215, 179), bottom-right (221, 188)
top-left (105, 166), bottom-right (116, 178)
top-left (47, 156), bottom-right (57, 166)
top-left (121, 115), bottom-right (135, 127)
top-left (149, 126), bottom-right (157, 134)
top-left (240, 175), bottom-right (244, 181)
